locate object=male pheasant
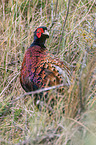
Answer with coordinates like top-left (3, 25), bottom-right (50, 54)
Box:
top-left (20, 26), bottom-right (70, 107)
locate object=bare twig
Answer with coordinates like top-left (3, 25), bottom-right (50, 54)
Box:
top-left (55, 0), bottom-right (58, 18)
top-left (12, 83), bottom-right (65, 103)
top-left (0, 72), bottom-right (20, 96)
top-left (62, 1), bottom-right (95, 39)
top-left (0, 83), bottom-right (65, 119)
top-left (57, 0), bottom-right (71, 54)
top-left (94, 13), bottom-right (96, 38)
top-left (49, 0), bottom-right (58, 29)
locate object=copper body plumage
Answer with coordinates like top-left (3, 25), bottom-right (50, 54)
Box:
top-left (20, 26), bottom-right (70, 95)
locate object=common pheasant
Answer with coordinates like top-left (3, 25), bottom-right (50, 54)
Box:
top-left (20, 26), bottom-right (70, 107)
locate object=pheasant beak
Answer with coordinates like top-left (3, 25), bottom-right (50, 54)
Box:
top-left (43, 30), bottom-right (49, 37)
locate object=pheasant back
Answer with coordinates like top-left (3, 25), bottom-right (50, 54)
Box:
top-left (20, 45), bottom-right (70, 92)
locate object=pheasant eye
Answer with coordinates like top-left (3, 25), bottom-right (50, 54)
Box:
top-left (37, 29), bottom-right (41, 33)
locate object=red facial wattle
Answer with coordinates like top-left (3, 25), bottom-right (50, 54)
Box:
top-left (36, 28), bottom-right (44, 38)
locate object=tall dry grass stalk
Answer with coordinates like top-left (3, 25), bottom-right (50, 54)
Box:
top-left (0, 0), bottom-right (96, 144)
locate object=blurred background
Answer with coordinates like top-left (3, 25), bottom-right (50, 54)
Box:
top-left (0, 0), bottom-right (96, 144)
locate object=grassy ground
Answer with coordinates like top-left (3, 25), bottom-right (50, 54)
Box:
top-left (0, 0), bottom-right (96, 144)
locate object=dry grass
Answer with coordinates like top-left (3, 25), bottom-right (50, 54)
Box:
top-left (0, 0), bottom-right (96, 144)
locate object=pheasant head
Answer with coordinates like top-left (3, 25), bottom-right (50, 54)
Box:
top-left (31, 26), bottom-right (49, 48)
